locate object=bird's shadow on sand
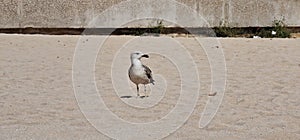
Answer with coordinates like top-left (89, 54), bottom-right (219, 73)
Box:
top-left (120, 96), bottom-right (133, 99)
top-left (120, 96), bottom-right (147, 99)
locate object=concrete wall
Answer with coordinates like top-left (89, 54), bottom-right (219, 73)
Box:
top-left (1, 0), bottom-right (299, 28)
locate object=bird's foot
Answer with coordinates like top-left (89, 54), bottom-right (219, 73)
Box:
top-left (140, 95), bottom-right (146, 98)
top-left (136, 94), bottom-right (147, 99)
top-left (208, 92), bottom-right (217, 96)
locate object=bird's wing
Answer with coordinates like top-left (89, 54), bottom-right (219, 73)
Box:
top-left (143, 64), bottom-right (155, 84)
top-left (142, 64), bottom-right (152, 78)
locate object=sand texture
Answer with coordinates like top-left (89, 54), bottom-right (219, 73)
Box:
top-left (0, 34), bottom-right (299, 139)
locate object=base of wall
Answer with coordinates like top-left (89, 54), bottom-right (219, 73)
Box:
top-left (1, 27), bottom-right (299, 37)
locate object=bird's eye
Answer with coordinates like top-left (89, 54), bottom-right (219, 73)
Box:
top-left (135, 53), bottom-right (139, 55)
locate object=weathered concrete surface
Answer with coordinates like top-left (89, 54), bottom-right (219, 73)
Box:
top-left (0, 0), bottom-right (299, 28)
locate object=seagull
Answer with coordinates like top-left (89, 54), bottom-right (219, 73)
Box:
top-left (128, 51), bottom-right (155, 97)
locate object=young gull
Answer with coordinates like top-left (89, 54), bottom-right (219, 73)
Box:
top-left (128, 51), bottom-right (155, 97)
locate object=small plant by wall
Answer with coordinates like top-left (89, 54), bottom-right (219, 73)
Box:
top-left (256, 17), bottom-right (291, 38)
top-left (214, 20), bottom-right (238, 37)
top-left (129, 20), bottom-right (166, 36)
top-left (149, 20), bottom-right (165, 34)
top-left (213, 18), bottom-right (291, 38)
top-left (214, 26), bottom-right (236, 37)
top-left (272, 18), bottom-right (291, 38)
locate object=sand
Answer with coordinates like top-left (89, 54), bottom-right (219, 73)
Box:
top-left (0, 34), bottom-right (299, 139)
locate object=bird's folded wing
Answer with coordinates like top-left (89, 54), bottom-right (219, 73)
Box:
top-left (143, 64), bottom-right (155, 84)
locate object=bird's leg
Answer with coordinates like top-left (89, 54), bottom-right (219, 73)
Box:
top-left (144, 84), bottom-right (148, 97)
top-left (136, 84), bottom-right (140, 97)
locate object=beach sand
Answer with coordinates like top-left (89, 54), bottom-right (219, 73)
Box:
top-left (0, 34), bottom-right (299, 139)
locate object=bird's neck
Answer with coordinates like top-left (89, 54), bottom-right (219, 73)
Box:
top-left (131, 59), bottom-right (142, 67)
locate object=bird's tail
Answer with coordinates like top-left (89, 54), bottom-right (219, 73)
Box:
top-left (150, 78), bottom-right (155, 85)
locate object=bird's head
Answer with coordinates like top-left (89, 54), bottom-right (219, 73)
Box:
top-left (130, 51), bottom-right (149, 60)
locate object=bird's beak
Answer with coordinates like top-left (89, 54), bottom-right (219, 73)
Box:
top-left (141, 54), bottom-right (149, 58)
